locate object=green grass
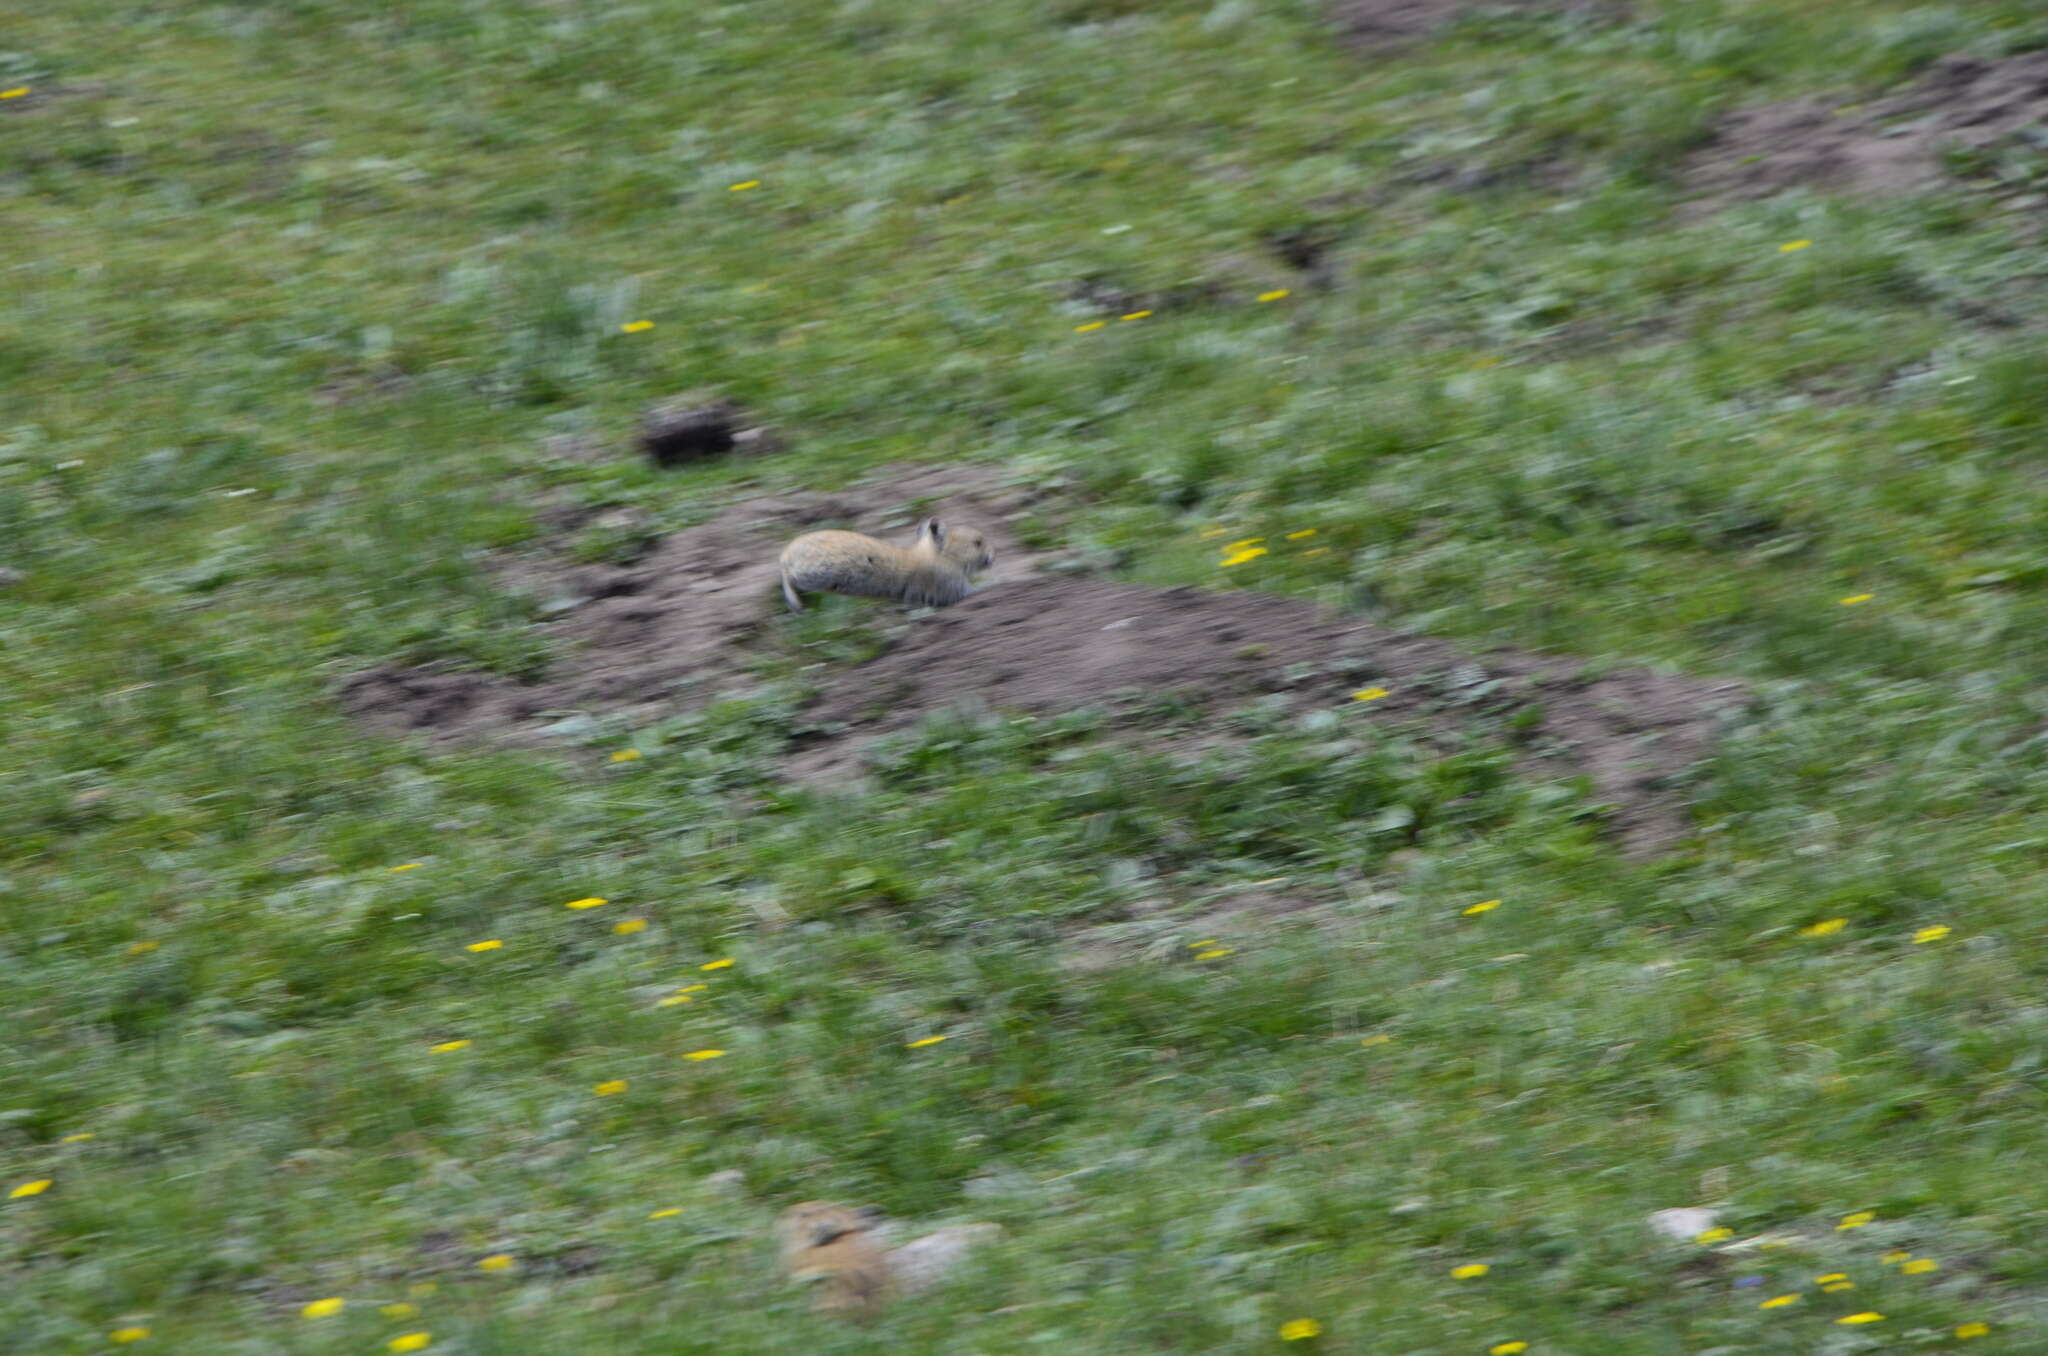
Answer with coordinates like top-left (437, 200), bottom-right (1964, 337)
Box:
top-left (5, 0), bottom-right (2048, 1351)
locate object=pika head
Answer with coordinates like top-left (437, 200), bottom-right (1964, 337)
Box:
top-left (919, 517), bottom-right (995, 573)
top-left (778, 1201), bottom-right (885, 1255)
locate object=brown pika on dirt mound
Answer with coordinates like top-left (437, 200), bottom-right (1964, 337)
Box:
top-left (1683, 51), bottom-right (2048, 212)
top-left (339, 465), bottom-right (1747, 856)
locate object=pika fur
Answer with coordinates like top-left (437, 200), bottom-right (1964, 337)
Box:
top-left (776, 1201), bottom-right (895, 1318)
top-left (778, 517), bottom-right (994, 612)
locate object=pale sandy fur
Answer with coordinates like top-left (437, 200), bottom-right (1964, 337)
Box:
top-left (776, 1201), bottom-right (895, 1317)
top-left (779, 517), bottom-right (994, 611)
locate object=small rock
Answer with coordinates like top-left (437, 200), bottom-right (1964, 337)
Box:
top-left (885, 1222), bottom-right (1003, 1293)
top-left (1647, 1207), bottom-right (1721, 1243)
top-left (0, 567), bottom-right (24, 589)
top-left (702, 1168), bottom-right (746, 1196)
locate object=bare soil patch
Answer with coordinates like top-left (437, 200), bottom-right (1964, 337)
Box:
top-left (1682, 52), bottom-right (2048, 213)
top-left (340, 466), bottom-right (1747, 856)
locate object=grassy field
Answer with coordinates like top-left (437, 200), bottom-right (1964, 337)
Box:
top-left (5, 0), bottom-right (2048, 1351)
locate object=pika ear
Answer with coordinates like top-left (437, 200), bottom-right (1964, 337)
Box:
top-left (919, 516), bottom-right (946, 548)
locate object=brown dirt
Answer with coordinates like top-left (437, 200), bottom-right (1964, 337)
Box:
top-left (1682, 52), bottom-right (2048, 213)
top-left (339, 466), bottom-right (1747, 856)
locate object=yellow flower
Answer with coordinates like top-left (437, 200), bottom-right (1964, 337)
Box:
top-left (466, 940), bottom-right (503, 952)
top-left (613, 919), bottom-right (647, 935)
top-left (1823, 1281), bottom-right (1855, 1293)
top-left (390, 862), bottom-right (423, 872)
top-left (301, 1298), bottom-right (345, 1318)
top-left (906, 1036), bottom-right (948, 1048)
top-left (110, 1329), bottom-right (151, 1343)
top-left (1194, 948), bottom-right (1232, 960)
top-left (1359, 1034), bottom-right (1392, 1047)
top-left (1285, 529), bottom-right (1317, 540)
top-left (1780, 240), bottom-right (1813, 252)
top-left (126, 941), bottom-right (159, 956)
top-left (1913, 925), bottom-right (1951, 944)
top-left (1463, 899), bottom-right (1502, 916)
top-left (1801, 918), bottom-right (1847, 937)
top-left (1188, 939), bottom-right (1218, 949)
top-left (648, 1207), bottom-right (681, 1220)
top-left (1074, 321), bottom-right (1106, 333)
top-left (1120, 310), bottom-right (1152, 321)
top-left (1837, 1212), bottom-right (1876, 1230)
top-left (1225, 538), bottom-right (1266, 551)
top-left (0, 88), bottom-right (29, 99)
top-left (700, 958), bottom-right (734, 971)
top-left (684, 1049), bottom-right (727, 1061)
top-left (1902, 1258), bottom-right (1938, 1275)
top-left (1836, 1312), bottom-right (1883, 1325)
top-left (1758, 1294), bottom-right (1800, 1309)
top-left (1880, 1250), bottom-right (1910, 1265)
top-left (657, 995), bottom-right (694, 1007)
top-left (381, 1303), bottom-right (419, 1319)
top-left (478, 1254), bottom-right (515, 1271)
top-left (619, 321), bottom-right (654, 334)
top-left (429, 1040), bottom-right (471, 1054)
top-left (728, 180), bottom-right (759, 191)
top-left (389, 1335), bottom-right (432, 1353)
top-left (1839, 593), bottom-right (1873, 605)
top-left (1257, 289), bottom-right (1292, 302)
top-left (1450, 1263), bottom-right (1490, 1279)
top-left (1489, 1344), bottom-right (1528, 1355)
top-left (1351, 687), bottom-right (1390, 702)
top-left (1816, 1274), bottom-right (1848, 1284)
top-left (1219, 547), bottom-right (1267, 566)
top-left (1278, 1318), bottom-right (1322, 1340)
top-left (8, 1179), bottom-right (51, 1199)
top-left (610, 748), bottom-right (643, 761)
top-left (675, 984), bottom-right (710, 993)
top-left (61, 1133), bottom-right (93, 1143)
top-left (565, 896), bottom-right (608, 910)
top-left (1956, 1322), bottom-right (1990, 1339)
top-left (1695, 1227), bottom-right (1733, 1244)
top-left (593, 1080), bottom-right (628, 1095)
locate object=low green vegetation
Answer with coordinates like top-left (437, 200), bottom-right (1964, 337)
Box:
top-left (4, 1), bottom-right (2045, 1351)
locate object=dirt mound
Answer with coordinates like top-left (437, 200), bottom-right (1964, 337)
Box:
top-left (340, 467), bottom-right (1747, 855)
top-left (1683, 51), bottom-right (2048, 211)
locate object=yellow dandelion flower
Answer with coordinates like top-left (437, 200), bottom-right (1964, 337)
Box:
top-left (126, 940), bottom-right (159, 956)
top-left (1902, 1258), bottom-right (1938, 1275)
top-left (1278, 1318), bottom-right (1322, 1340)
top-left (1837, 1212), bottom-right (1876, 1230)
top-left (1351, 687), bottom-right (1389, 702)
top-left (390, 862), bottom-right (423, 872)
top-left (466, 940), bottom-right (503, 952)
top-left (381, 1303), bottom-right (419, 1319)
top-left (1075, 321), bottom-right (1106, 333)
top-left (1450, 1263), bottom-right (1490, 1280)
top-left (8, 1179), bottom-right (51, 1199)
top-left (1194, 948), bottom-right (1232, 960)
top-left (1199, 526), bottom-right (1230, 539)
top-left (613, 919), bottom-right (648, 935)
top-left (675, 984), bottom-right (709, 994)
top-left (1489, 1344), bottom-right (1529, 1355)
top-left (700, 958), bottom-right (734, 971)
top-left (1956, 1322), bottom-right (1990, 1339)
top-left (1823, 1282), bottom-right (1855, 1293)
top-left (593, 1080), bottom-right (627, 1096)
top-left (1120, 310), bottom-right (1152, 321)
top-left (1257, 289), bottom-right (1292, 302)
top-left (1285, 529), bottom-right (1317, 540)
top-left (389, 1335), bottom-right (432, 1353)
top-left (1816, 1274), bottom-right (1848, 1284)
top-left (1913, 925), bottom-right (1951, 944)
top-left (1801, 918), bottom-right (1847, 937)
top-left (906, 1036), bottom-right (948, 1048)
top-left (1780, 240), bottom-right (1813, 253)
top-left (1463, 899), bottom-right (1502, 916)
top-left (478, 1254), bottom-right (515, 1271)
top-left (110, 1328), bottom-right (150, 1343)
top-left (619, 321), bottom-right (654, 334)
top-left (565, 896), bottom-right (608, 910)
top-left (1225, 538), bottom-right (1266, 551)
top-left (1188, 939), bottom-right (1218, 949)
top-left (1880, 1250), bottom-right (1910, 1265)
top-left (1839, 593), bottom-right (1873, 605)
top-left (1759, 1294), bottom-right (1800, 1309)
top-left (649, 1207), bottom-right (681, 1220)
top-left (684, 1049), bottom-right (727, 1061)
top-left (61, 1133), bottom-right (93, 1143)
top-left (1836, 1312), bottom-right (1883, 1325)
top-left (301, 1298), bottom-right (345, 1319)
top-left (0, 88), bottom-right (29, 99)
top-left (1695, 1227), bottom-right (1734, 1244)
top-left (1219, 547), bottom-right (1267, 566)
top-left (657, 995), bottom-right (694, 1007)
top-left (728, 180), bottom-right (759, 191)
top-left (610, 748), bottom-right (643, 761)
top-left (429, 1040), bottom-right (471, 1054)
top-left (1359, 1034), bottom-right (1392, 1047)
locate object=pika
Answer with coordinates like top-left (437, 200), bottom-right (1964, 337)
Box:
top-left (778, 517), bottom-right (994, 612)
top-left (776, 1201), bottom-right (895, 1318)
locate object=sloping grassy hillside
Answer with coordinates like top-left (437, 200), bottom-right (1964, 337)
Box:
top-left (4, 1), bottom-right (2046, 1351)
